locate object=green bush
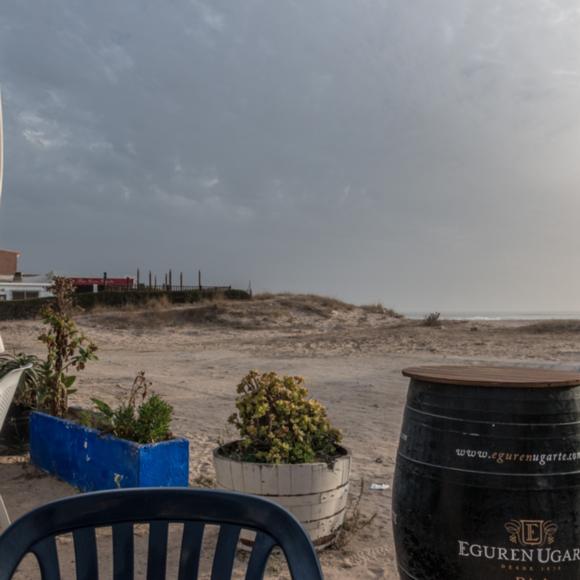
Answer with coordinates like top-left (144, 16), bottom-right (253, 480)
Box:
top-left (0, 279), bottom-right (98, 416)
top-left (38, 278), bottom-right (98, 417)
top-left (91, 371), bottom-right (173, 444)
top-left (226, 370), bottom-right (342, 464)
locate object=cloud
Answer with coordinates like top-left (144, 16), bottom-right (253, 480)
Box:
top-left (0, 0), bottom-right (580, 309)
top-left (194, 1), bottom-right (226, 32)
top-left (99, 43), bottom-right (134, 84)
top-left (201, 177), bottom-right (219, 189)
top-left (19, 111), bottom-right (69, 148)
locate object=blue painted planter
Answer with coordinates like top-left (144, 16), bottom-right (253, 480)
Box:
top-left (29, 412), bottom-right (189, 492)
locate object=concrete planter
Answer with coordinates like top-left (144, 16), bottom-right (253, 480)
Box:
top-left (30, 411), bottom-right (189, 492)
top-left (213, 443), bottom-right (351, 549)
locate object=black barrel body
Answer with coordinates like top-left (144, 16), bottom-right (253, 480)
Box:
top-left (393, 378), bottom-right (580, 580)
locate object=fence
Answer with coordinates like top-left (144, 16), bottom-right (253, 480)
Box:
top-left (102, 284), bottom-right (233, 293)
top-left (0, 288), bottom-right (251, 321)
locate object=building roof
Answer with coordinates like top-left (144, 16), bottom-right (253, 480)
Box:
top-left (0, 281), bottom-right (52, 287)
top-left (0, 273), bottom-right (52, 283)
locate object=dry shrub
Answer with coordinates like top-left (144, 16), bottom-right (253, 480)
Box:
top-left (253, 292), bottom-right (277, 301)
top-left (85, 292), bottom-right (393, 332)
top-left (361, 303), bottom-right (403, 318)
top-left (331, 479), bottom-right (377, 550)
top-left (255, 293), bottom-right (354, 313)
top-left (145, 294), bottom-right (171, 310)
top-left (192, 474), bottom-right (216, 488)
top-left (422, 312), bottom-right (441, 327)
top-left (273, 294), bottom-right (355, 319)
top-left (521, 320), bottom-right (580, 334)
top-left (301, 294), bottom-right (355, 312)
top-left (83, 303), bottom-right (222, 330)
top-left (83, 294), bottom-right (170, 315)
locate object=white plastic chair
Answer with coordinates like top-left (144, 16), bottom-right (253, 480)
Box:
top-left (0, 366), bottom-right (29, 530)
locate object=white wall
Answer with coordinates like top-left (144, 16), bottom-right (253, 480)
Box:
top-left (0, 283), bottom-right (53, 301)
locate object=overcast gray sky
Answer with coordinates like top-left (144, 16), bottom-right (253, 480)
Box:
top-left (1, 0), bottom-right (580, 312)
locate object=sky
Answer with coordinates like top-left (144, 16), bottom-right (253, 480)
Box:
top-left (1, 0), bottom-right (580, 312)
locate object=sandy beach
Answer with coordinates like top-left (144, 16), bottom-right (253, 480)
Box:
top-left (2, 294), bottom-right (580, 578)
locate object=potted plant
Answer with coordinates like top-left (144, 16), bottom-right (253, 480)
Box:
top-left (31, 371), bottom-right (189, 491)
top-left (28, 277), bottom-right (189, 491)
top-left (213, 370), bottom-right (351, 549)
top-left (0, 352), bottom-right (43, 448)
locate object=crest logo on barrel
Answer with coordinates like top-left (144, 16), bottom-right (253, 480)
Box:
top-left (505, 519), bottom-right (558, 547)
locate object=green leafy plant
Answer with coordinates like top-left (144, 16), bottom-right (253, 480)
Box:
top-left (0, 352), bottom-right (43, 408)
top-left (227, 370), bottom-right (342, 464)
top-left (37, 277), bottom-right (98, 417)
top-left (91, 371), bottom-right (173, 444)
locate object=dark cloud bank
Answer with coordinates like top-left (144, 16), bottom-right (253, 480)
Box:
top-left (1, 0), bottom-right (580, 311)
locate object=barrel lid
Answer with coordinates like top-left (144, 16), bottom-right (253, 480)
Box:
top-left (402, 365), bottom-right (580, 388)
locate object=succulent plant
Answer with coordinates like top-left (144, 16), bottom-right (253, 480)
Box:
top-left (228, 370), bottom-right (342, 464)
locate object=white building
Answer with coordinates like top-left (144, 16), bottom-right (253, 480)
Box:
top-left (0, 273), bottom-right (53, 301)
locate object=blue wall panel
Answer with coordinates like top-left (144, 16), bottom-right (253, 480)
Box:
top-left (30, 412), bottom-right (189, 492)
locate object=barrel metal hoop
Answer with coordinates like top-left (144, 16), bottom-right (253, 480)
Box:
top-left (397, 563), bottom-right (421, 579)
top-left (406, 405), bottom-right (580, 427)
top-left (398, 451), bottom-right (580, 477)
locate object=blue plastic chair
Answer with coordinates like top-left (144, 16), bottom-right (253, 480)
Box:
top-left (0, 488), bottom-right (324, 579)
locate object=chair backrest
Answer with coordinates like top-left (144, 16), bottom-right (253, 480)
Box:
top-left (0, 488), bottom-right (324, 580)
top-left (0, 366), bottom-right (29, 431)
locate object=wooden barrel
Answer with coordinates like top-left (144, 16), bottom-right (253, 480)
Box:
top-left (393, 365), bottom-right (580, 580)
top-left (213, 445), bottom-right (351, 549)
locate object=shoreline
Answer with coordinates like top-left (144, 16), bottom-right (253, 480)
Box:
top-left (404, 313), bottom-right (580, 321)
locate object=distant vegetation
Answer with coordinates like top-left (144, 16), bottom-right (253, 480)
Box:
top-left (255, 292), bottom-right (355, 312)
top-left (0, 288), bottom-right (250, 320)
top-left (256, 294), bottom-right (402, 318)
top-left (0, 291), bottom-right (403, 338)
top-left (520, 320), bottom-right (580, 334)
top-left (422, 312), bottom-right (442, 327)
top-left (361, 302), bottom-right (403, 318)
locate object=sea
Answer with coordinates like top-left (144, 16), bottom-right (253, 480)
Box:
top-left (404, 311), bottom-right (580, 321)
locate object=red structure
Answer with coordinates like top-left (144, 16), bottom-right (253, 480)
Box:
top-left (67, 276), bottom-right (134, 293)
